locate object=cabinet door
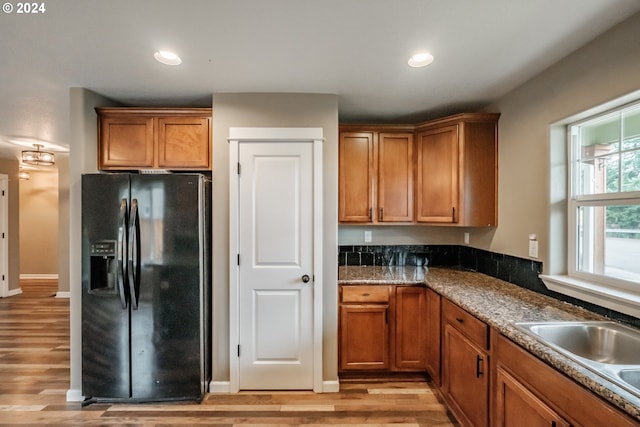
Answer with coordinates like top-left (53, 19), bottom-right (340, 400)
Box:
top-left (495, 367), bottom-right (570, 427)
top-left (339, 132), bottom-right (374, 222)
top-left (339, 304), bottom-right (389, 370)
top-left (494, 333), bottom-right (638, 427)
top-left (378, 133), bottom-right (413, 222)
top-left (99, 115), bottom-right (154, 169)
top-left (443, 324), bottom-right (489, 427)
top-left (459, 120), bottom-right (498, 226)
top-left (415, 125), bottom-right (459, 223)
top-left (157, 116), bottom-right (211, 169)
top-left (425, 289), bottom-right (441, 385)
top-left (393, 286), bottom-right (426, 370)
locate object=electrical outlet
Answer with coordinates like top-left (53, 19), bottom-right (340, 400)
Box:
top-left (464, 232), bottom-right (470, 245)
top-left (364, 230), bottom-right (372, 243)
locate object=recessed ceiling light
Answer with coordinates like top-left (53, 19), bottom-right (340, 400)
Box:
top-left (154, 50), bottom-right (182, 66)
top-left (408, 52), bottom-right (434, 68)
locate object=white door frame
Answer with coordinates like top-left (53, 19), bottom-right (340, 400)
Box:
top-left (0, 174), bottom-right (8, 298)
top-left (229, 127), bottom-right (323, 393)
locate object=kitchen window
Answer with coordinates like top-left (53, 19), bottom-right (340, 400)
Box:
top-left (543, 99), bottom-right (640, 317)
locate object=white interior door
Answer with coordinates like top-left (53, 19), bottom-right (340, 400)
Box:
top-left (237, 141), bottom-right (314, 389)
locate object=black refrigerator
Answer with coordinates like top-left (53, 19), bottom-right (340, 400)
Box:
top-left (81, 172), bottom-right (211, 403)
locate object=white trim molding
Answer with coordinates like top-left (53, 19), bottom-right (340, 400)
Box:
top-left (322, 380), bottom-right (340, 393)
top-left (209, 381), bottom-right (231, 394)
top-left (0, 174), bottom-right (8, 298)
top-left (20, 274), bottom-right (59, 280)
top-left (66, 388), bottom-right (84, 402)
top-left (7, 287), bottom-right (22, 297)
top-left (228, 127), bottom-right (324, 393)
top-left (541, 274), bottom-right (640, 318)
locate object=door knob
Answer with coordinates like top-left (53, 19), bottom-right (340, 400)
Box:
top-left (301, 274), bottom-right (311, 283)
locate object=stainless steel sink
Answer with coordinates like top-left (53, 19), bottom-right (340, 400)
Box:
top-left (515, 321), bottom-right (640, 399)
top-left (516, 321), bottom-right (640, 364)
top-left (619, 369), bottom-right (640, 390)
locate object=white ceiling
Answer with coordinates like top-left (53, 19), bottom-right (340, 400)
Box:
top-left (1, 0), bottom-right (640, 162)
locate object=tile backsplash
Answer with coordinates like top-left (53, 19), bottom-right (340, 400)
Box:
top-left (338, 244), bottom-right (639, 327)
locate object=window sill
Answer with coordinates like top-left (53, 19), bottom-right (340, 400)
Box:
top-left (540, 274), bottom-right (640, 318)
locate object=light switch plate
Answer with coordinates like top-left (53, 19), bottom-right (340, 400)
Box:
top-left (529, 239), bottom-right (538, 258)
top-left (364, 230), bottom-right (372, 243)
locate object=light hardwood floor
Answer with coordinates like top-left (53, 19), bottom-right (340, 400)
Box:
top-left (0, 281), bottom-right (458, 426)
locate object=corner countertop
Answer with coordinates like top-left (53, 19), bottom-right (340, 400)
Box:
top-left (338, 265), bottom-right (640, 421)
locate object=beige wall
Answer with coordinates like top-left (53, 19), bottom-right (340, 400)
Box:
top-left (57, 154), bottom-right (70, 293)
top-left (19, 169), bottom-right (58, 275)
top-left (68, 87), bottom-right (119, 399)
top-left (0, 159), bottom-right (20, 292)
top-left (340, 12), bottom-right (640, 270)
top-left (211, 93), bottom-right (339, 385)
top-left (486, 12), bottom-right (640, 273)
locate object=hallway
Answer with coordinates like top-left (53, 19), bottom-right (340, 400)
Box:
top-left (0, 282), bottom-right (456, 426)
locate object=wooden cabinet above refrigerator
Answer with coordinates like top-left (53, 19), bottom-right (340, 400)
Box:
top-left (97, 107), bottom-right (212, 171)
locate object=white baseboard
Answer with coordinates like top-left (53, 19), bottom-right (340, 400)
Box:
top-left (7, 288), bottom-right (22, 297)
top-left (209, 380), bottom-right (231, 393)
top-left (55, 291), bottom-right (70, 299)
top-left (66, 388), bottom-right (84, 402)
top-left (208, 379), bottom-right (339, 394)
top-left (323, 380), bottom-right (340, 393)
top-left (20, 274), bottom-right (59, 280)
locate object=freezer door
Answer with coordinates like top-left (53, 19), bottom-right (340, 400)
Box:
top-left (81, 173), bottom-right (131, 399)
top-left (129, 174), bottom-right (205, 400)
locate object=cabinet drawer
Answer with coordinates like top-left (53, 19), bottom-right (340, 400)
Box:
top-left (341, 285), bottom-right (390, 303)
top-left (443, 299), bottom-right (488, 349)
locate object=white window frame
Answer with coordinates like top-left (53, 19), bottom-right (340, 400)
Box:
top-left (541, 98), bottom-right (640, 318)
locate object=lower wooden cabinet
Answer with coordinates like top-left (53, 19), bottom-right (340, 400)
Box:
top-left (392, 286), bottom-right (427, 370)
top-left (442, 300), bottom-right (489, 427)
top-left (495, 367), bottom-right (570, 427)
top-left (425, 288), bottom-right (442, 385)
top-left (339, 286), bottom-right (390, 371)
top-left (492, 333), bottom-right (638, 427)
top-left (339, 286), bottom-right (638, 426)
top-left (339, 285), bottom-right (428, 373)
top-left (339, 304), bottom-right (390, 370)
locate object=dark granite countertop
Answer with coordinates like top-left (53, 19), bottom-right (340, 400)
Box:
top-left (338, 265), bottom-right (640, 421)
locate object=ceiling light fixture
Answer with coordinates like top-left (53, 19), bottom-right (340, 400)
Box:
top-left (18, 170), bottom-right (30, 180)
top-left (21, 144), bottom-right (55, 166)
top-left (154, 50), bottom-right (182, 65)
top-left (408, 52), bottom-right (434, 68)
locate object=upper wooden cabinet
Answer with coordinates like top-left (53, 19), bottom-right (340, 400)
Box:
top-left (415, 125), bottom-right (459, 223)
top-left (97, 108), bottom-right (212, 171)
top-left (338, 126), bottom-right (414, 223)
top-left (339, 113), bottom-right (499, 226)
top-left (338, 131), bottom-right (374, 222)
top-left (415, 113), bottom-right (499, 226)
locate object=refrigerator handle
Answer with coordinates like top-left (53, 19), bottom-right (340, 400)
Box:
top-left (128, 199), bottom-right (140, 310)
top-left (116, 198), bottom-right (128, 309)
